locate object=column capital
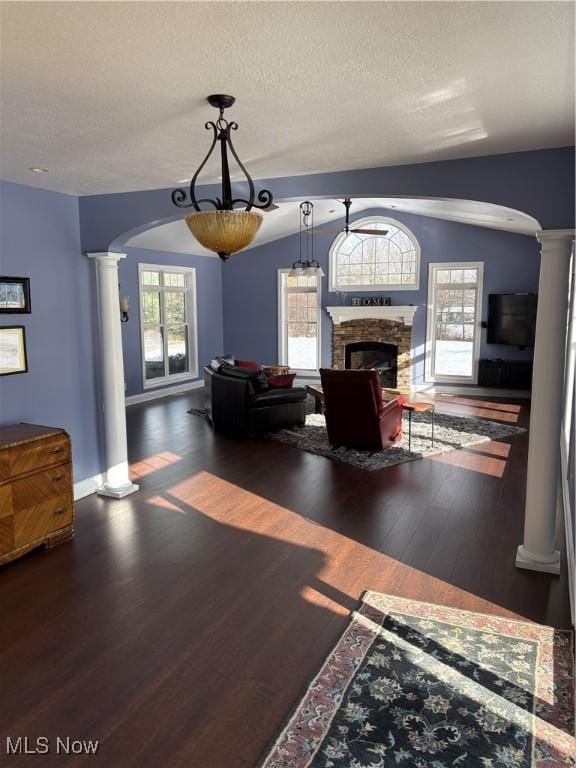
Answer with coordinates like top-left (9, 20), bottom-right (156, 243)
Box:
top-left (87, 251), bottom-right (127, 264)
top-left (536, 230), bottom-right (575, 248)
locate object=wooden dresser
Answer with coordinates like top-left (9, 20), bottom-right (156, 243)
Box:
top-left (0, 424), bottom-right (74, 565)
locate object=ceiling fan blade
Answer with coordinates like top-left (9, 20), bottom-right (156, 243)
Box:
top-left (351, 228), bottom-right (389, 235)
top-left (262, 203), bottom-right (280, 212)
top-left (312, 228), bottom-right (344, 235)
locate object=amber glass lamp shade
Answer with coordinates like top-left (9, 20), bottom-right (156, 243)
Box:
top-left (184, 210), bottom-right (262, 258)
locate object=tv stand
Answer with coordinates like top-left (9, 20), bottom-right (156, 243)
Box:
top-left (478, 358), bottom-right (533, 389)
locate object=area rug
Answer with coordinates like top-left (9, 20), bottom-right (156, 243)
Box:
top-left (268, 407), bottom-right (525, 471)
top-left (259, 592), bottom-right (575, 768)
top-left (188, 400), bottom-right (525, 471)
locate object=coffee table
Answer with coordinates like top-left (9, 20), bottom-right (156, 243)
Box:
top-left (400, 399), bottom-right (435, 453)
top-left (306, 384), bottom-right (435, 453)
top-left (306, 384), bottom-right (326, 414)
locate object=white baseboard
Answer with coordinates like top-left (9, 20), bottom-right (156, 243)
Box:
top-left (125, 380), bottom-right (203, 406)
top-left (73, 474), bottom-right (103, 501)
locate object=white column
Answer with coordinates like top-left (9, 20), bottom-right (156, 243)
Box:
top-left (516, 230), bottom-right (574, 574)
top-left (88, 252), bottom-right (139, 498)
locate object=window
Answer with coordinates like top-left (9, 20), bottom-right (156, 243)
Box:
top-left (426, 262), bottom-right (484, 383)
top-left (329, 217), bottom-right (420, 292)
top-left (278, 270), bottom-right (321, 372)
top-left (139, 265), bottom-right (198, 388)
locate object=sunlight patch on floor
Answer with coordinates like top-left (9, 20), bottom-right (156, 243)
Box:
top-left (434, 396), bottom-right (522, 424)
top-left (162, 470), bottom-right (526, 622)
top-left (466, 440), bottom-right (512, 459)
top-left (130, 450), bottom-right (183, 479)
top-left (300, 583), bottom-right (350, 617)
top-left (428, 447), bottom-right (508, 477)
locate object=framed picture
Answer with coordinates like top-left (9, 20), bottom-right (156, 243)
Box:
top-left (0, 277), bottom-right (31, 313)
top-left (0, 326), bottom-right (28, 376)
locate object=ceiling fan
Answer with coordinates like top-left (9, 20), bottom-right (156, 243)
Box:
top-left (313, 197), bottom-right (388, 236)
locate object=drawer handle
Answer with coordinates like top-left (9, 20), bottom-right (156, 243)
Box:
top-left (52, 473), bottom-right (64, 482)
top-left (51, 446), bottom-right (64, 455)
top-left (54, 507), bottom-right (66, 516)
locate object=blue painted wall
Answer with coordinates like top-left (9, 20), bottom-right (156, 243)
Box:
top-left (119, 248), bottom-right (224, 397)
top-left (0, 181), bottom-right (103, 482)
top-left (79, 147), bottom-right (575, 252)
top-left (222, 209), bottom-right (540, 384)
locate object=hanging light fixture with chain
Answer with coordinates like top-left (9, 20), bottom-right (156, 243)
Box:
top-left (288, 201), bottom-right (325, 279)
top-left (171, 95), bottom-right (273, 261)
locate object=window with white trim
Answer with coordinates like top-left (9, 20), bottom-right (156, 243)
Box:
top-left (426, 262), bottom-right (484, 383)
top-left (139, 265), bottom-right (198, 388)
top-left (329, 217), bottom-right (420, 292)
top-left (278, 270), bottom-right (321, 372)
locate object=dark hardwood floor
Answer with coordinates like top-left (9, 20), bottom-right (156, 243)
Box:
top-left (0, 391), bottom-right (571, 767)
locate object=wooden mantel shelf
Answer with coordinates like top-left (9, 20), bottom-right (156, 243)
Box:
top-left (325, 305), bottom-right (418, 326)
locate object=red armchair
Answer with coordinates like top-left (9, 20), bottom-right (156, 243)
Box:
top-left (319, 369), bottom-right (404, 451)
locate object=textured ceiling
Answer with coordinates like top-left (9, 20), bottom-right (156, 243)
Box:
top-left (125, 197), bottom-right (541, 256)
top-left (0, 1), bottom-right (573, 196)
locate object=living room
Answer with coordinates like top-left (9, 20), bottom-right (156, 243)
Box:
top-left (0, 2), bottom-right (574, 767)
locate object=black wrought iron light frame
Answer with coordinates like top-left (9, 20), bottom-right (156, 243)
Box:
top-left (171, 94), bottom-right (273, 214)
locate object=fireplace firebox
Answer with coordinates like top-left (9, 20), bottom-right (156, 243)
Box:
top-left (345, 341), bottom-right (398, 388)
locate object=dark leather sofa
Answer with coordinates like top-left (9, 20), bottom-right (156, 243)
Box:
top-left (320, 368), bottom-right (404, 450)
top-left (204, 362), bottom-right (307, 434)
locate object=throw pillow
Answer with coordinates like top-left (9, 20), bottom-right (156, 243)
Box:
top-left (235, 359), bottom-right (260, 370)
top-left (268, 373), bottom-right (296, 389)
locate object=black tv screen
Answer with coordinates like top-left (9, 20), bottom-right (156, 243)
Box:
top-left (487, 293), bottom-right (537, 346)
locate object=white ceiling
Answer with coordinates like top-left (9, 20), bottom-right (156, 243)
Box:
top-left (125, 197), bottom-right (541, 256)
top-left (0, 1), bottom-right (573, 196)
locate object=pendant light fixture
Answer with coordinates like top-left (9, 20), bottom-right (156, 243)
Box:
top-left (171, 95), bottom-right (273, 261)
top-left (288, 201), bottom-right (325, 279)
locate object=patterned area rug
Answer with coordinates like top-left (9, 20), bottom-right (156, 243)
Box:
top-left (260, 593), bottom-right (575, 768)
top-left (268, 406), bottom-right (525, 471)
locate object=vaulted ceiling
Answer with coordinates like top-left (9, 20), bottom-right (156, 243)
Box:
top-left (0, 1), bottom-right (573, 196)
top-left (125, 197), bottom-right (541, 256)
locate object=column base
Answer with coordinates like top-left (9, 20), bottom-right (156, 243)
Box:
top-left (96, 482), bottom-right (140, 499)
top-left (515, 545), bottom-right (561, 575)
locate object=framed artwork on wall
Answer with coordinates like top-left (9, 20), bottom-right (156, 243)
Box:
top-left (0, 326), bottom-right (28, 375)
top-left (0, 277), bottom-right (31, 313)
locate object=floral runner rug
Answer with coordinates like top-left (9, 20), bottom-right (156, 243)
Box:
top-left (259, 592), bottom-right (574, 768)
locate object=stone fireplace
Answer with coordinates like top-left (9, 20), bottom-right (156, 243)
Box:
top-left (326, 306), bottom-right (417, 391)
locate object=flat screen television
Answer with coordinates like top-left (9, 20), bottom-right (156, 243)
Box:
top-left (487, 293), bottom-right (537, 347)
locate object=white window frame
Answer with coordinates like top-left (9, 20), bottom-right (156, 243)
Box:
top-left (277, 268), bottom-right (322, 375)
top-left (138, 263), bottom-right (198, 389)
top-left (425, 261), bottom-right (484, 384)
top-left (560, 247), bottom-right (575, 622)
top-left (329, 216), bottom-right (420, 292)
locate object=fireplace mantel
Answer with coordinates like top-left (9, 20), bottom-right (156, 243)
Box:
top-left (326, 305), bottom-right (418, 326)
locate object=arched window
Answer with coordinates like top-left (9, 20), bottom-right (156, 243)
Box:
top-left (329, 217), bottom-right (420, 292)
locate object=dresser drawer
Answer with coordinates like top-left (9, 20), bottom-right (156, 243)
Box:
top-left (7, 434), bottom-right (70, 477)
top-left (11, 464), bottom-right (72, 511)
top-left (13, 494), bottom-right (73, 548)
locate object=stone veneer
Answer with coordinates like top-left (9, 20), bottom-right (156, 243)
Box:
top-left (332, 318), bottom-right (413, 391)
